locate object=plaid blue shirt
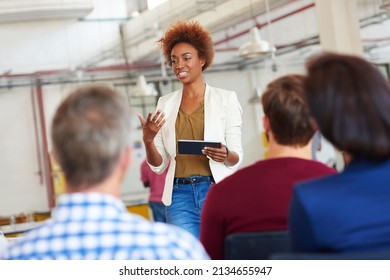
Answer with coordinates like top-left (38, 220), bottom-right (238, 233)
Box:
top-left (4, 193), bottom-right (210, 260)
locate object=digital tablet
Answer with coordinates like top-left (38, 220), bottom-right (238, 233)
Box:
top-left (178, 140), bottom-right (221, 155)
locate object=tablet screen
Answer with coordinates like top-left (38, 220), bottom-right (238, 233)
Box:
top-left (178, 140), bottom-right (221, 155)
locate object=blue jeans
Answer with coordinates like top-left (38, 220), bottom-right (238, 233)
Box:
top-left (165, 176), bottom-right (214, 239)
top-left (149, 201), bottom-right (166, 223)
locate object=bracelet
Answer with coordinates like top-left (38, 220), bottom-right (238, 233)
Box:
top-left (225, 146), bottom-right (229, 159)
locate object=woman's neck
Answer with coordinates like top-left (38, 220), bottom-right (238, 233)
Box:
top-left (266, 133), bottom-right (313, 160)
top-left (182, 80), bottom-right (205, 98)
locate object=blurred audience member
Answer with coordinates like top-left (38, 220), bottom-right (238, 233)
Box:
top-left (141, 159), bottom-right (168, 223)
top-left (200, 74), bottom-right (336, 259)
top-left (290, 52), bottom-right (390, 253)
top-left (3, 85), bottom-right (209, 260)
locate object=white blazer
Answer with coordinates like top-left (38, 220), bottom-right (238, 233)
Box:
top-left (148, 84), bottom-right (243, 206)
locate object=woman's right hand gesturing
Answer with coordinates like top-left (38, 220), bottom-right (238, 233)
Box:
top-left (137, 110), bottom-right (166, 144)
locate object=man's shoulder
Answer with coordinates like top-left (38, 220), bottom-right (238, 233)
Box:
top-left (215, 158), bottom-right (335, 189)
top-left (126, 217), bottom-right (211, 259)
top-left (110, 216), bottom-right (209, 259)
top-left (213, 161), bottom-right (267, 189)
top-left (4, 219), bottom-right (209, 260)
top-left (299, 159), bottom-right (337, 174)
top-left (293, 167), bottom-right (340, 201)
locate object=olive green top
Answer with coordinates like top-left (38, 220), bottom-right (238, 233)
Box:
top-left (175, 102), bottom-right (212, 178)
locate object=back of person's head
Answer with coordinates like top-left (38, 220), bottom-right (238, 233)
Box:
top-left (305, 52), bottom-right (390, 160)
top-left (261, 74), bottom-right (315, 147)
top-left (51, 84), bottom-right (131, 188)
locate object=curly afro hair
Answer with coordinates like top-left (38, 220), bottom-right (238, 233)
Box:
top-left (158, 20), bottom-right (214, 71)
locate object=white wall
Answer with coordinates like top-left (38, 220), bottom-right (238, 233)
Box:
top-left (0, 0), bottom-right (126, 74)
top-left (0, 0), bottom-right (130, 215)
top-left (0, 87), bottom-right (48, 215)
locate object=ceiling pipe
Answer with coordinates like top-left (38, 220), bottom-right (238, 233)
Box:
top-left (213, 2), bottom-right (315, 46)
top-left (1, 37), bottom-right (320, 88)
top-left (4, 29), bottom-right (390, 88)
top-left (0, 3), bottom-right (314, 81)
top-left (0, 61), bottom-right (161, 79)
top-left (215, 34), bottom-right (320, 53)
top-left (2, 1), bottom-right (388, 83)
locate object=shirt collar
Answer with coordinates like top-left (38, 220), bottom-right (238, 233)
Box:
top-left (52, 193), bottom-right (127, 221)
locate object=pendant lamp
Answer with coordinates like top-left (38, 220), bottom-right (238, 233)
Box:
top-left (132, 75), bottom-right (152, 96)
top-left (238, 26), bottom-right (275, 58)
top-left (239, 0), bottom-right (276, 58)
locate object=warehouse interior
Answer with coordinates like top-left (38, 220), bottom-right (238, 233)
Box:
top-left (0, 0), bottom-right (389, 223)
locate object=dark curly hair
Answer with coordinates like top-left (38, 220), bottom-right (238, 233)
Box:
top-left (158, 20), bottom-right (214, 71)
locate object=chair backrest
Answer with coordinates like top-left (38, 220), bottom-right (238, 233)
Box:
top-left (271, 250), bottom-right (390, 260)
top-left (224, 230), bottom-right (291, 260)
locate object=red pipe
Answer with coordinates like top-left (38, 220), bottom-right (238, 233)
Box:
top-left (0, 70), bottom-right (68, 79)
top-left (85, 61), bottom-right (160, 72)
top-left (36, 80), bottom-right (55, 209)
top-left (215, 35), bottom-right (319, 53)
top-left (0, 62), bottom-right (161, 79)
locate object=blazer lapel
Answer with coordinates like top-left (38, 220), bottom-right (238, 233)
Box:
top-left (163, 89), bottom-right (182, 156)
top-left (204, 84), bottom-right (212, 141)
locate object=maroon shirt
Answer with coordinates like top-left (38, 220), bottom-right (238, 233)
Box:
top-left (200, 157), bottom-right (336, 260)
